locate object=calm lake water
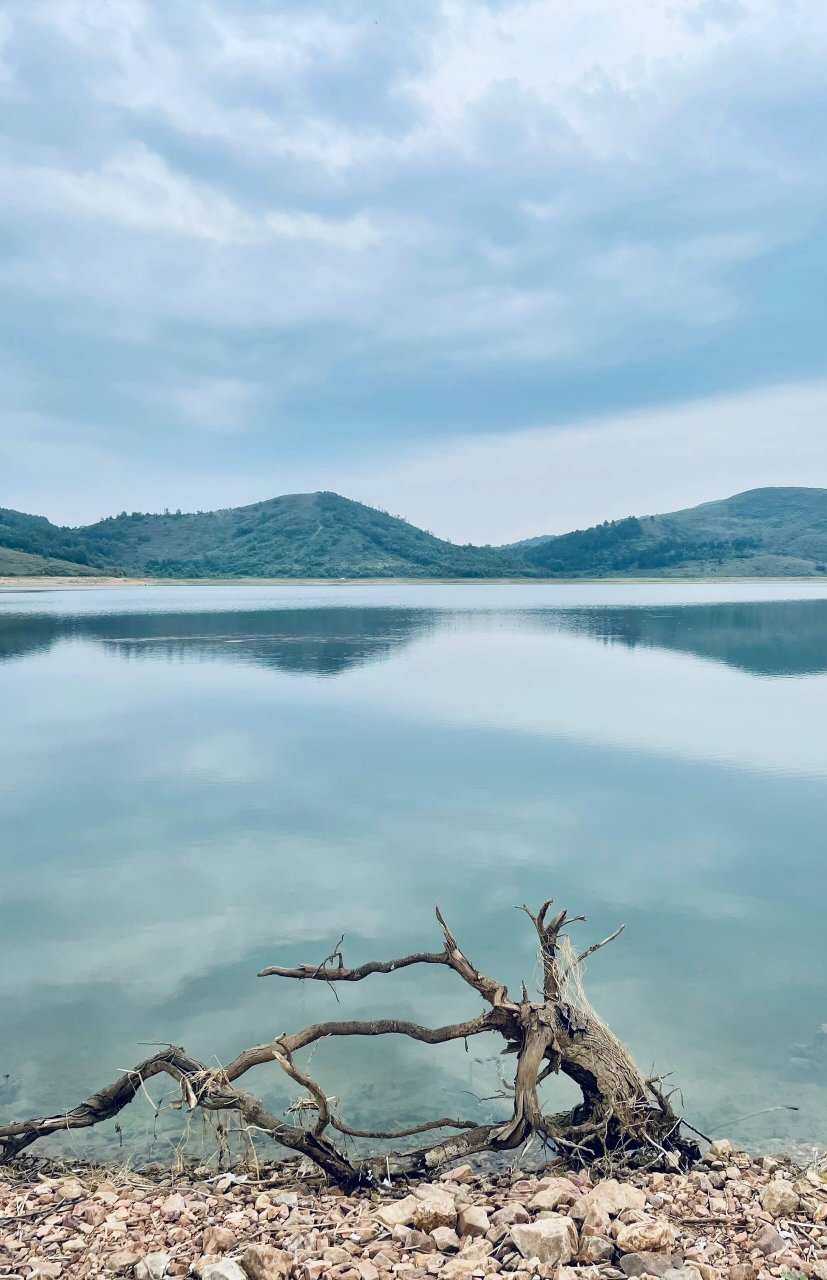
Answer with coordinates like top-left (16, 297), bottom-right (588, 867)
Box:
top-left (2, 582), bottom-right (826, 1165)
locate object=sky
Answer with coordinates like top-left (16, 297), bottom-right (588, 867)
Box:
top-left (1, 0), bottom-right (827, 543)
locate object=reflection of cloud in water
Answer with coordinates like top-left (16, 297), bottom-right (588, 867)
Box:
top-left (2, 589), bottom-right (827, 1159)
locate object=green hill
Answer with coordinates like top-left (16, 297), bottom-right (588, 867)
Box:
top-left (0, 507), bottom-right (107, 574)
top-left (0, 546), bottom-right (100, 577)
top-left (1, 487), bottom-right (825, 579)
top-left (512, 487), bottom-right (827, 577)
top-left (2, 492), bottom-right (525, 579)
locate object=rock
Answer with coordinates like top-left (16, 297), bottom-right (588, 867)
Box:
top-left (578, 1233), bottom-right (616, 1263)
top-left (440, 1164), bottom-right (474, 1183)
top-left (760, 1179), bottom-right (799, 1218)
top-left (160, 1193), bottom-right (187, 1221)
top-left (752, 1222), bottom-right (786, 1256)
top-left (373, 1193), bottom-right (419, 1228)
top-left (581, 1180), bottom-right (647, 1217)
top-left (415, 1182), bottom-right (456, 1201)
top-left (561, 1268), bottom-right (604, 1280)
top-left (727, 1268), bottom-right (757, 1280)
top-left (58, 1177), bottom-right (86, 1202)
top-left (392, 1226), bottom-right (435, 1250)
top-left (457, 1205), bottom-right (490, 1238)
top-left (530, 1178), bottom-right (580, 1210)
top-left (106, 1250), bottom-right (142, 1273)
top-left (439, 1239), bottom-right (494, 1279)
top-left (619, 1253), bottom-right (682, 1277)
top-left (431, 1226), bottom-right (462, 1252)
top-left (136, 1255), bottom-right (171, 1280)
top-left (615, 1220), bottom-right (676, 1254)
top-left (491, 1202), bottom-right (530, 1226)
top-left (811, 1264), bottom-right (827, 1280)
top-left (510, 1215), bottom-right (578, 1265)
top-left (322, 1247), bottom-right (351, 1265)
top-left (198, 1264), bottom-right (248, 1280)
top-left (203, 1226), bottom-right (237, 1255)
top-left (581, 1201), bottom-right (612, 1238)
top-left (411, 1190), bottom-right (457, 1233)
top-left (707, 1140), bottom-right (733, 1160)
top-left (241, 1248), bottom-right (294, 1280)
top-left (357, 1264), bottom-right (380, 1280)
top-left (687, 1264), bottom-right (720, 1280)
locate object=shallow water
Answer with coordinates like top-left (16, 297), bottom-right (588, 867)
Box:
top-left (1, 582), bottom-right (826, 1164)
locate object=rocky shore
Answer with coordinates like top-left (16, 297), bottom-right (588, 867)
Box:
top-left (2, 1143), bottom-right (826, 1280)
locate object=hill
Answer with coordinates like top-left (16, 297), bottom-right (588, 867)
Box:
top-left (2, 493), bottom-right (525, 579)
top-left (0, 507), bottom-right (107, 575)
top-left (0, 487), bottom-right (825, 579)
top-left (510, 487), bottom-right (827, 577)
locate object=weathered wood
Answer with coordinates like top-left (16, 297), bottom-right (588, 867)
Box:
top-left (0, 900), bottom-right (699, 1183)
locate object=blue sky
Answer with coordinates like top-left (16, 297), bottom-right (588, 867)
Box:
top-left (1, 0), bottom-right (826, 542)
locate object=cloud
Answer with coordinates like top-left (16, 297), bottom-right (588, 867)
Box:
top-left (0, 0), bottom-right (826, 516)
top-left (0, 142), bottom-right (383, 248)
top-left (337, 378), bottom-right (827, 543)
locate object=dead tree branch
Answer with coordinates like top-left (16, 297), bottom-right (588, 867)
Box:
top-left (0, 900), bottom-right (699, 1185)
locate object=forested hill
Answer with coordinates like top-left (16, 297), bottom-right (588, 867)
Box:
top-left (1, 486), bottom-right (826, 578)
top-left (509, 487), bottom-right (827, 577)
top-left (0, 492), bottom-right (526, 579)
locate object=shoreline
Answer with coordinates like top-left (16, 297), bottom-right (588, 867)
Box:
top-left (3, 575), bottom-right (827, 591)
top-left (2, 1143), bottom-right (825, 1279)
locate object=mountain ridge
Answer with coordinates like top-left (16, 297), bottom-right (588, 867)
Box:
top-left (1, 486), bottom-right (826, 579)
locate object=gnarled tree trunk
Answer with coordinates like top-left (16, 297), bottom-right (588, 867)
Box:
top-left (0, 900), bottom-right (698, 1185)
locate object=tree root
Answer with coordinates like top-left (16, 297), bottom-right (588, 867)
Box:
top-left (0, 899), bottom-right (699, 1186)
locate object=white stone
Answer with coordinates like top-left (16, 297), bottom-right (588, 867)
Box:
top-left (440, 1239), bottom-right (494, 1279)
top-left (510, 1214), bottom-right (579, 1265)
top-left (615, 1218), bottom-right (676, 1254)
top-left (760, 1179), bottom-right (799, 1218)
top-left (135, 1255), bottom-right (170, 1280)
top-left (373, 1193), bottom-right (419, 1228)
top-left (457, 1205), bottom-right (490, 1238)
top-left (585, 1179), bottom-right (647, 1216)
top-left (411, 1190), bottom-right (457, 1232)
top-left (198, 1263), bottom-right (248, 1280)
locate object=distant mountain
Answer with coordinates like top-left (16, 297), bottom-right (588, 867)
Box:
top-left (1, 486), bottom-right (825, 579)
top-left (509, 487), bottom-right (827, 577)
top-left (1, 492), bottom-right (525, 580)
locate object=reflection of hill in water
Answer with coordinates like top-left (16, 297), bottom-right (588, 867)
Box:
top-left (1, 598), bottom-right (825, 678)
top-left (0, 608), bottom-right (439, 676)
top-left (535, 599), bottom-right (827, 677)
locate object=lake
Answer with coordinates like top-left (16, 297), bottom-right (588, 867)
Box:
top-left (1, 582), bottom-right (826, 1166)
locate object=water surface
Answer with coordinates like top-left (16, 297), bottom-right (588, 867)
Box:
top-left (1, 583), bottom-right (826, 1163)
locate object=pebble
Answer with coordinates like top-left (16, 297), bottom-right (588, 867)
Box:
top-left (1, 1144), bottom-right (825, 1280)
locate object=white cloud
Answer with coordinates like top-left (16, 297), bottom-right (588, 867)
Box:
top-left (337, 378), bottom-right (827, 543)
top-left (0, 143), bottom-right (383, 248)
top-left (397, 0), bottom-right (827, 169)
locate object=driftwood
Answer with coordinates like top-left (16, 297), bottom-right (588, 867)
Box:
top-left (0, 901), bottom-right (698, 1185)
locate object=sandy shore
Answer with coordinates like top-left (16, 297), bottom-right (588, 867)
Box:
top-left (2, 576), bottom-right (826, 592)
top-left (1, 1144), bottom-right (825, 1280)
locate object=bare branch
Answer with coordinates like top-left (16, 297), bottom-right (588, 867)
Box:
top-left (435, 905), bottom-right (514, 1009)
top-left (0, 899), bottom-right (699, 1182)
top-left (330, 1115), bottom-right (479, 1140)
top-left (258, 951), bottom-right (447, 981)
top-left (577, 924), bottom-right (626, 964)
